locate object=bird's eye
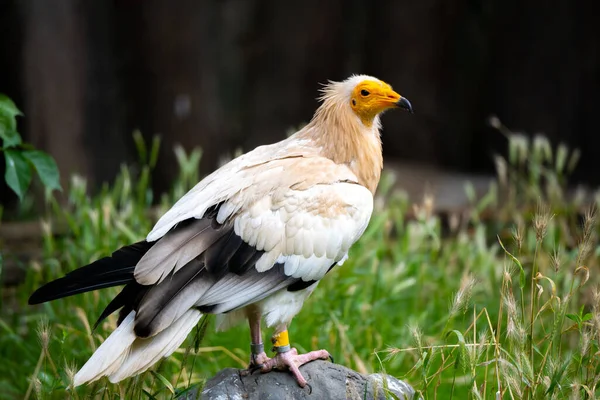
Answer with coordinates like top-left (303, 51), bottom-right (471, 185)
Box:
top-left (360, 89), bottom-right (370, 97)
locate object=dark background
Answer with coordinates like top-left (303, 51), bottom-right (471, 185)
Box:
top-left (0, 0), bottom-right (598, 201)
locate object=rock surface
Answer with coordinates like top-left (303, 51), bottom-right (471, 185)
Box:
top-left (193, 360), bottom-right (415, 400)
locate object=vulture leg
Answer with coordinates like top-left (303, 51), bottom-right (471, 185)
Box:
top-left (243, 312), bottom-right (270, 375)
top-left (260, 326), bottom-right (331, 387)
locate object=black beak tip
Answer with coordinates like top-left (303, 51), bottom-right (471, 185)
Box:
top-left (397, 97), bottom-right (413, 114)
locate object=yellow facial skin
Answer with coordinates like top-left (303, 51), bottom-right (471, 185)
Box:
top-left (350, 80), bottom-right (403, 127)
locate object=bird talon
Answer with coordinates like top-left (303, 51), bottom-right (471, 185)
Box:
top-left (305, 382), bottom-right (313, 394)
top-left (243, 350), bottom-right (271, 376)
top-left (328, 354), bottom-right (335, 363)
top-left (250, 364), bottom-right (263, 374)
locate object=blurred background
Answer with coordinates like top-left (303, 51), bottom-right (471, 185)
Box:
top-left (2, 3), bottom-right (600, 397)
top-left (0, 0), bottom-right (598, 202)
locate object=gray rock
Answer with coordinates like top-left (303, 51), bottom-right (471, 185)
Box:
top-left (190, 360), bottom-right (415, 400)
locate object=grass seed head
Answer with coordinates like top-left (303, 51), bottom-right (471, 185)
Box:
top-left (450, 275), bottom-right (476, 316)
top-left (512, 223), bottom-right (524, 251)
top-left (551, 248), bottom-right (562, 272)
top-left (36, 319), bottom-right (50, 352)
top-left (533, 202), bottom-right (553, 242)
top-left (580, 331), bottom-right (591, 357)
top-left (503, 260), bottom-right (515, 285)
top-left (488, 115), bottom-right (502, 129)
top-left (33, 377), bottom-right (42, 400)
top-left (65, 361), bottom-right (78, 388)
top-left (477, 330), bottom-right (488, 360)
top-left (578, 241), bottom-right (592, 264)
top-left (570, 381), bottom-right (582, 400)
top-left (519, 350), bottom-right (534, 384)
top-left (582, 206), bottom-right (597, 244)
top-left (592, 286), bottom-right (600, 311)
top-left (409, 324), bottom-right (424, 351)
top-left (593, 313), bottom-right (600, 339)
top-left (503, 290), bottom-right (518, 319)
top-left (503, 291), bottom-right (526, 343)
top-left (533, 135), bottom-right (552, 162)
top-left (501, 361), bottom-right (523, 399)
top-left (494, 155), bottom-right (508, 187)
top-left (584, 205), bottom-right (597, 231)
top-left (413, 193), bottom-right (435, 221)
top-left (576, 206), bottom-right (597, 262)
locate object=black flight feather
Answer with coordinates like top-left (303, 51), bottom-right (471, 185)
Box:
top-left (92, 282), bottom-right (147, 330)
top-left (28, 241), bottom-right (154, 305)
top-left (117, 283), bottom-right (150, 326)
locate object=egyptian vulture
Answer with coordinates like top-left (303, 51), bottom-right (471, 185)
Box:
top-left (29, 75), bottom-right (413, 387)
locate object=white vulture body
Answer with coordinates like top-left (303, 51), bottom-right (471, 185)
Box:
top-left (28, 75), bottom-right (413, 387)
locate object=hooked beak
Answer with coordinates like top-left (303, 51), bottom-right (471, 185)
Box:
top-left (396, 97), bottom-right (413, 114)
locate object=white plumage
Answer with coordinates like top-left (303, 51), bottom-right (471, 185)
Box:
top-left (29, 74), bottom-right (413, 387)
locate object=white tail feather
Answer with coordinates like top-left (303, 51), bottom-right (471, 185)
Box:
top-left (73, 310), bottom-right (202, 386)
top-left (73, 312), bottom-right (137, 386)
top-left (108, 309), bottom-right (202, 382)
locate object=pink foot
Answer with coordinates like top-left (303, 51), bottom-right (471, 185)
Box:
top-left (241, 351), bottom-right (271, 376)
top-left (260, 348), bottom-right (331, 387)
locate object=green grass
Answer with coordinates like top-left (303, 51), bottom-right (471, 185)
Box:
top-left (1, 129), bottom-right (600, 399)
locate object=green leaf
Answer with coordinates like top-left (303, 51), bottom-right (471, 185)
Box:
top-left (446, 330), bottom-right (467, 372)
top-left (132, 129), bottom-right (147, 164)
top-left (0, 127), bottom-right (21, 148)
top-left (545, 358), bottom-right (570, 395)
top-left (22, 150), bottom-right (62, 191)
top-left (149, 134), bottom-right (161, 169)
top-left (565, 314), bottom-right (580, 324)
top-left (582, 313), bottom-right (593, 322)
top-left (151, 371), bottom-right (175, 394)
top-left (0, 95), bottom-right (23, 148)
top-left (0, 114), bottom-right (22, 148)
top-left (4, 149), bottom-right (32, 201)
top-left (0, 94), bottom-right (23, 119)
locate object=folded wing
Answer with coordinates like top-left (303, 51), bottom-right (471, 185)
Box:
top-left (131, 154), bottom-right (373, 337)
top-left (57, 151), bottom-right (374, 385)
